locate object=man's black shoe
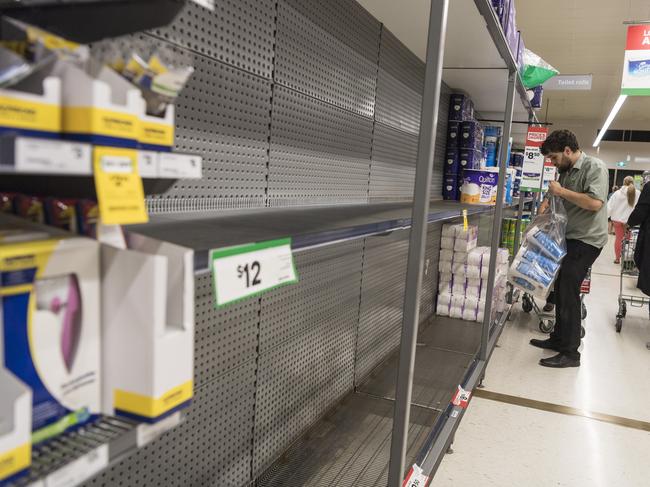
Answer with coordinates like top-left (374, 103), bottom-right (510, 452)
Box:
top-left (529, 338), bottom-right (560, 351)
top-left (539, 353), bottom-right (580, 368)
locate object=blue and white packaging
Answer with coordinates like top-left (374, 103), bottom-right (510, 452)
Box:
top-left (520, 247), bottom-right (560, 275)
top-left (447, 121), bottom-right (461, 150)
top-left (526, 225), bottom-right (566, 262)
top-left (459, 149), bottom-right (482, 171)
top-left (448, 94), bottom-right (474, 121)
top-left (445, 149), bottom-right (460, 175)
top-left (443, 175), bottom-right (459, 200)
top-left (460, 121), bottom-right (484, 152)
top-left (483, 125), bottom-right (501, 167)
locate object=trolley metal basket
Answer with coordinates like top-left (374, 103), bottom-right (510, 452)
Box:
top-left (521, 268), bottom-right (590, 337)
top-left (615, 229), bottom-right (650, 332)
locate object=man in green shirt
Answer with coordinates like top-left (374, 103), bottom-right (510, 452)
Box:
top-left (529, 130), bottom-right (609, 368)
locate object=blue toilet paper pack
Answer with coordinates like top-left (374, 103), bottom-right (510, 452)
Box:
top-left (459, 149), bottom-right (482, 171)
top-left (447, 121), bottom-right (461, 149)
top-left (448, 94), bottom-right (474, 121)
top-left (460, 121), bottom-right (484, 152)
top-left (445, 149), bottom-right (460, 175)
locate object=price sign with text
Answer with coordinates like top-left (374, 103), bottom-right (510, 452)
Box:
top-left (210, 238), bottom-right (298, 307)
top-left (403, 464), bottom-right (430, 487)
top-left (521, 127), bottom-right (548, 192)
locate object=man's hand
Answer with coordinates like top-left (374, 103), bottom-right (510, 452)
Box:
top-left (548, 181), bottom-right (564, 197)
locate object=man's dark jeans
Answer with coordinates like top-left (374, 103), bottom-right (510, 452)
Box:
top-left (550, 239), bottom-right (602, 360)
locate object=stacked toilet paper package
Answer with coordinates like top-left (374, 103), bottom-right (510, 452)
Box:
top-left (437, 223), bottom-right (510, 323)
top-left (508, 196), bottom-right (568, 298)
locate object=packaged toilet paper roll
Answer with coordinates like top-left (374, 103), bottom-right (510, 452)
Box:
top-left (468, 247), bottom-right (488, 266)
top-left (439, 260), bottom-right (452, 274)
top-left (466, 286), bottom-right (480, 298)
top-left (451, 295), bottom-right (465, 308)
top-left (452, 262), bottom-right (466, 276)
top-left (452, 282), bottom-right (467, 295)
top-left (526, 226), bottom-right (566, 262)
top-left (438, 293), bottom-right (452, 307)
top-left (441, 236), bottom-right (455, 250)
top-left (463, 306), bottom-right (478, 321)
top-left (437, 302), bottom-right (450, 316)
top-left (519, 247), bottom-right (560, 275)
top-left (455, 238), bottom-right (478, 252)
top-left (467, 278), bottom-right (481, 289)
top-left (465, 296), bottom-right (479, 310)
top-left (450, 306), bottom-right (463, 319)
top-left (465, 265), bottom-right (481, 279)
top-left (442, 223), bottom-right (458, 238)
top-left (476, 310), bottom-right (484, 323)
top-left (453, 251), bottom-right (468, 264)
top-left (440, 249), bottom-right (455, 262)
top-left (455, 224), bottom-right (478, 241)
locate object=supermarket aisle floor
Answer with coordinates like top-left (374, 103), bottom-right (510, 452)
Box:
top-left (434, 236), bottom-right (650, 486)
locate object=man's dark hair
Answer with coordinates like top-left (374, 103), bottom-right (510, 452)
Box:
top-left (540, 129), bottom-right (580, 155)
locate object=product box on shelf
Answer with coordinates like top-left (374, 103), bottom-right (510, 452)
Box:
top-left (0, 367), bottom-right (32, 484)
top-left (443, 175), bottom-right (459, 201)
top-left (483, 125), bottom-right (502, 167)
top-left (447, 121), bottom-right (461, 149)
top-left (460, 121), bottom-right (484, 152)
top-left (0, 74), bottom-right (61, 139)
top-left (138, 99), bottom-right (175, 152)
top-left (448, 93), bottom-right (474, 122)
top-left (52, 59), bottom-right (142, 148)
top-left (0, 214), bottom-right (101, 443)
top-left (445, 148), bottom-right (460, 175)
top-left (459, 149), bottom-right (482, 171)
top-left (101, 232), bottom-right (194, 423)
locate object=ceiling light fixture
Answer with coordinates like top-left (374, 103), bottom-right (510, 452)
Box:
top-left (593, 95), bottom-right (628, 147)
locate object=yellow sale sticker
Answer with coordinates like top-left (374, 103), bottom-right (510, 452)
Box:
top-left (93, 146), bottom-right (148, 225)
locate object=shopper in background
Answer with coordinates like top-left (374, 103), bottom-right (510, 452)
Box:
top-left (608, 186), bottom-right (619, 235)
top-left (530, 130), bottom-right (609, 368)
top-left (607, 177), bottom-right (639, 264)
top-left (627, 171), bottom-right (650, 297)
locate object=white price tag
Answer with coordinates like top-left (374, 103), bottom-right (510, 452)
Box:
top-left (158, 153), bottom-right (203, 179)
top-left (136, 412), bottom-right (182, 448)
top-left (137, 151), bottom-right (159, 178)
top-left (403, 464), bottom-right (429, 487)
top-left (44, 445), bottom-right (108, 487)
top-left (101, 155), bottom-right (134, 174)
top-left (210, 238), bottom-right (298, 307)
top-left (15, 138), bottom-right (91, 174)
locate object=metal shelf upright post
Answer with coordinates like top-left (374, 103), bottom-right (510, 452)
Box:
top-left (387, 0), bottom-right (450, 484)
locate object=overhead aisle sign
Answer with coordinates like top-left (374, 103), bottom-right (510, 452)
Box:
top-left (521, 127), bottom-right (548, 192)
top-left (621, 25), bottom-right (650, 96)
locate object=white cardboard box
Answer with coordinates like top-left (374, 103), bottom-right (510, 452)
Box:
top-left (101, 234), bottom-right (194, 423)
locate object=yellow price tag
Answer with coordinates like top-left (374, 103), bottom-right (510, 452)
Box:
top-left (93, 146), bottom-right (149, 225)
top-left (462, 209), bottom-right (468, 231)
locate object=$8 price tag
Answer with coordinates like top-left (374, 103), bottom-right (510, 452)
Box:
top-left (210, 238), bottom-right (298, 307)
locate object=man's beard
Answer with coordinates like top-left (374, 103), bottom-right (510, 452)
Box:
top-left (557, 156), bottom-right (572, 174)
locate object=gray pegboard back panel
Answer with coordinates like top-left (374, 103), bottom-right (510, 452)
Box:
top-left (375, 29), bottom-right (425, 135)
top-left (420, 223), bottom-right (442, 320)
top-left (253, 242), bottom-right (364, 477)
top-left (149, 48), bottom-right (272, 212)
top-left (194, 272), bottom-right (260, 387)
top-left (284, 0), bottom-right (381, 60)
top-left (369, 123), bottom-right (418, 201)
top-left (259, 241), bottom-right (364, 353)
top-left (355, 230), bottom-right (410, 385)
top-left (83, 362), bottom-right (256, 487)
top-left (274, 1), bottom-right (379, 117)
top-left (267, 86), bottom-right (373, 206)
top-left (149, 0), bottom-right (276, 79)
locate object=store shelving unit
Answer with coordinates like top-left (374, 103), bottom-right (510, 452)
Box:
top-left (0, 135), bottom-right (202, 198)
top-left (0, 0), bottom-right (537, 486)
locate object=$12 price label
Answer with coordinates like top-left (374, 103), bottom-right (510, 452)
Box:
top-left (210, 238), bottom-right (298, 308)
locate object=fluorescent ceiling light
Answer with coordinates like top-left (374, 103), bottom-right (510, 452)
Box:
top-left (593, 95), bottom-right (628, 147)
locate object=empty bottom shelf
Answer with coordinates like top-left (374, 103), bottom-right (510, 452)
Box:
top-left (256, 393), bottom-right (439, 487)
top-left (257, 317), bottom-right (480, 486)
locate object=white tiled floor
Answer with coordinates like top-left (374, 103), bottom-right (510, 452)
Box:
top-left (434, 236), bottom-right (650, 486)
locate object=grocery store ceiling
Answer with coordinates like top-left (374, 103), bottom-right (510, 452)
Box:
top-left (357, 0), bottom-right (650, 127)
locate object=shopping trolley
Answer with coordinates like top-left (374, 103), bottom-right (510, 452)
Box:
top-left (615, 229), bottom-right (650, 332)
top-left (521, 268), bottom-right (590, 337)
